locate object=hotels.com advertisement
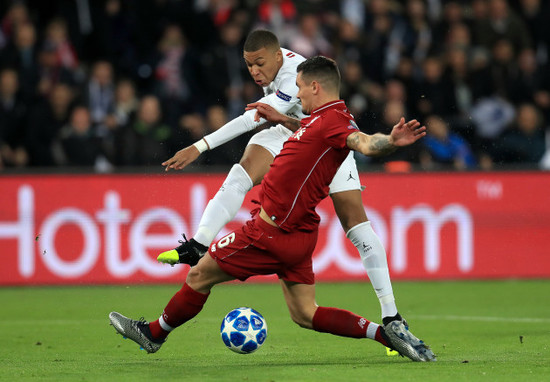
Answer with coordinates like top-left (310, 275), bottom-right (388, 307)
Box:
top-left (1, 172), bottom-right (550, 285)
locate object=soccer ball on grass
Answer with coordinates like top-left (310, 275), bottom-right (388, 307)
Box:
top-left (220, 307), bottom-right (267, 354)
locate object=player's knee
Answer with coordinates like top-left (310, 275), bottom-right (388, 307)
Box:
top-left (224, 163), bottom-right (255, 191)
top-left (331, 192), bottom-right (367, 232)
top-left (185, 264), bottom-right (213, 293)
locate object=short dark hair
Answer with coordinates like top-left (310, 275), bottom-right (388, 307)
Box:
top-left (297, 56), bottom-right (341, 93)
top-left (244, 29), bottom-right (280, 52)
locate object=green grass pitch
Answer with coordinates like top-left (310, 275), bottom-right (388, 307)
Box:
top-left (1, 280), bottom-right (549, 381)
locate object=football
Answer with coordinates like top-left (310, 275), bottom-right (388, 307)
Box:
top-left (220, 307), bottom-right (267, 354)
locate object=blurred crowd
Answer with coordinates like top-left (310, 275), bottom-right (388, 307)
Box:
top-left (0, 0), bottom-right (549, 172)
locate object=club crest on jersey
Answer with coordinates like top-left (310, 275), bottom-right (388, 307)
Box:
top-left (276, 89), bottom-right (292, 102)
top-left (348, 120), bottom-right (359, 130)
top-left (291, 126), bottom-right (306, 140)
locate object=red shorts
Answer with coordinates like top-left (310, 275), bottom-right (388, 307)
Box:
top-left (208, 216), bottom-right (318, 284)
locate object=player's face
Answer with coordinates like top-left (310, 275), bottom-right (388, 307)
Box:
top-left (243, 47), bottom-right (282, 87)
top-left (296, 72), bottom-right (313, 114)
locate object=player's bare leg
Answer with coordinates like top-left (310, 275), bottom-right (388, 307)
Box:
top-left (279, 280), bottom-right (318, 329)
top-left (238, 143), bottom-right (275, 186)
top-left (331, 189), bottom-right (399, 322)
top-left (280, 280), bottom-right (399, 354)
top-left (157, 144), bottom-right (274, 266)
top-left (186, 252), bottom-right (236, 293)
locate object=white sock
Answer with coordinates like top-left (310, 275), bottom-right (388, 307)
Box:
top-left (158, 315), bottom-right (174, 332)
top-left (347, 221), bottom-right (398, 319)
top-left (194, 164), bottom-right (253, 246)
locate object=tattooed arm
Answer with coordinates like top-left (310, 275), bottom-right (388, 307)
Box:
top-left (347, 117), bottom-right (427, 156)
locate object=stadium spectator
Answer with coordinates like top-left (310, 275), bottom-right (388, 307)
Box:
top-left (51, 0), bottom-right (99, 62)
top-left (25, 83), bottom-right (74, 166)
top-left (93, 0), bottom-right (137, 77)
top-left (402, 0), bottom-right (433, 67)
top-left (289, 13), bottom-right (333, 58)
top-left (175, 112), bottom-right (206, 156)
top-left (115, 95), bottom-right (172, 166)
top-left (253, 0), bottom-right (298, 47)
top-left (36, 41), bottom-right (78, 97)
top-left (491, 103), bottom-right (546, 164)
top-left (473, 0), bottom-right (532, 53)
top-left (421, 114), bottom-right (477, 170)
top-left (432, 1), bottom-right (466, 52)
top-left (339, 0), bottom-right (367, 29)
top-left (57, 105), bottom-right (101, 167)
top-left (362, 0), bottom-right (406, 83)
top-left (370, 99), bottom-right (423, 166)
top-left (152, 23), bottom-right (203, 126)
top-left (83, 60), bottom-right (115, 131)
top-left (0, 1), bottom-right (30, 44)
top-left (470, 96), bottom-right (516, 155)
top-left (489, 38), bottom-right (517, 100)
top-left (339, 60), bottom-right (371, 111)
top-left (43, 17), bottom-right (79, 71)
top-left (107, 78), bottom-right (138, 131)
top-left (0, 67), bottom-right (27, 168)
top-left (517, 0), bottom-right (550, 61)
top-left (0, 21), bottom-right (40, 101)
top-left (411, 56), bottom-right (457, 119)
top-left (199, 21), bottom-right (249, 117)
top-left (446, 46), bottom-right (474, 120)
top-left (333, 18), bottom-right (364, 66)
top-left (507, 48), bottom-right (541, 105)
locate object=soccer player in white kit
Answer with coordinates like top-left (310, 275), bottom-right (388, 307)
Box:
top-left (160, 30), bottom-right (401, 328)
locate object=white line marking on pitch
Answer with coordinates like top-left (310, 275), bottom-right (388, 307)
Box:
top-left (410, 314), bottom-right (550, 324)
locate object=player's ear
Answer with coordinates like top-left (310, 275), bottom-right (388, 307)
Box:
top-left (311, 80), bottom-right (320, 94)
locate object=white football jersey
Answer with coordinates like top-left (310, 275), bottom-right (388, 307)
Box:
top-left (260, 48), bottom-right (308, 122)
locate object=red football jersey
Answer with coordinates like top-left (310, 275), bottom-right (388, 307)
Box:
top-left (260, 100), bottom-right (359, 232)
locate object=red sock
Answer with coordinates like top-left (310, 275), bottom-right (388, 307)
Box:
top-left (149, 283), bottom-right (209, 339)
top-left (312, 306), bottom-right (388, 347)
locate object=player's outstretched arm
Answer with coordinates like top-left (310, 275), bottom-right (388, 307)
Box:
top-left (162, 141), bottom-right (206, 171)
top-left (347, 118), bottom-right (426, 157)
top-left (246, 102), bottom-right (302, 132)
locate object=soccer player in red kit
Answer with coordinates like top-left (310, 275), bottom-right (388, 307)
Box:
top-left (109, 56), bottom-right (436, 362)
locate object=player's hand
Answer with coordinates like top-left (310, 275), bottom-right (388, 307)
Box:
top-left (389, 117), bottom-right (426, 147)
top-left (246, 102), bottom-right (287, 124)
top-left (162, 145), bottom-right (200, 171)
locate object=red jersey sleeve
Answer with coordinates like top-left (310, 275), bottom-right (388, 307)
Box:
top-left (322, 109), bottom-right (360, 150)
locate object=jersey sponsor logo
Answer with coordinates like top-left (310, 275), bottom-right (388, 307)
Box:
top-left (348, 119), bottom-right (359, 130)
top-left (276, 89), bottom-right (292, 102)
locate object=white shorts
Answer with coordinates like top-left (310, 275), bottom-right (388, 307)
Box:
top-left (248, 125), bottom-right (362, 194)
top-left (328, 151), bottom-right (362, 194)
top-left (248, 124), bottom-right (293, 156)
